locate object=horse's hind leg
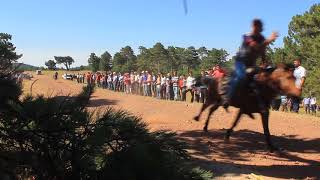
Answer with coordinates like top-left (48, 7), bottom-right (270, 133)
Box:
top-left (203, 104), bottom-right (219, 132)
top-left (260, 111), bottom-right (277, 152)
top-left (225, 110), bottom-right (242, 140)
top-left (194, 100), bottom-right (211, 121)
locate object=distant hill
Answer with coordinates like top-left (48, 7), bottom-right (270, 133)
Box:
top-left (13, 63), bottom-right (40, 71)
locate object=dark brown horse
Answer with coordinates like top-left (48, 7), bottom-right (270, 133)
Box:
top-left (194, 64), bottom-right (301, 152)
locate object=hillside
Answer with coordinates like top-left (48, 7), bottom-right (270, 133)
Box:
top-left (13, 63), bottom-right (39, 71)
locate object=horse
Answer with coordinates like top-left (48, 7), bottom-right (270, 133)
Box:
top-left (193, 64), bottom-right (301, 152)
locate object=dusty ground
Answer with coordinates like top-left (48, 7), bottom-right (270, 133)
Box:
top-left (23, 73), bottom-right (320, 180)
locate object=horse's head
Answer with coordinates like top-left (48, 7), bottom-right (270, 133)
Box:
top-left (256, 64), bottom-right (301, 97)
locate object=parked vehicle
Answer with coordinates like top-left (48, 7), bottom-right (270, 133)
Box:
top-left (62, 74), bottom-right (73, 80)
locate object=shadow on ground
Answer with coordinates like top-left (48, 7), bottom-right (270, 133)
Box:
top-left (88, 98), bottom-right (118, 107)
top-left (177, 129), bottom-right (320, 179)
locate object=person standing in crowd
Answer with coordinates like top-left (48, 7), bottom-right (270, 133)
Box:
top-left (179, 75), bottom-right (186, 101)
top-left (292, 59), bottom-right (306, 113)
top-left (212, 64), bottom-right (226, 80)
top-left (303, 96), bottom-right (311, 114)
top-left (107, 73), bottom-right (113, 90)
top-left (165, 73), bottom-right (172, 100)
top-left (152, 72), bottom-right (157, 97)
top-left (86, 72), bottom-right (91, 85)
top-left (212, 64), bottom-right (226, 93)
top-left (310, 95), bottom-right (317, 115)
top-left (160, 73), bottom-right (166, 99)
top-left (156, 73), bottom-right (162, 99)
top-left (102, 74), bottom-right (106, 88)
top-left (113, 72), bottom-right (118, 91)
top-left (123, 73), bottom-right (130, 94)
top-left (280, 95), bottom-right (288, 112)
top-left (199, 71), bottom-right (208, 103)
top-left (142, 71), bottom-right (148, 96)
top-left (139, 71), bottom-right (144, 95)
top-left (91, 73), bottom-right (96, 86)
top-left (147, 71), bottom-right (152, 96)
top-left (119, 73), bottom-right (124, 92)
top-left (130, 72), bottom-right (135, 94)
top-left (172, 71), bottom-right (179, 101)
top-left (81, 73), bottom-right (85, 83)
top-left (96, 73), bottom-right (101, 87)
top-left (133, 72), bottom-right (139, 94)
top-left (185, 72), bottom-right (195, 103)
top-left (210, 66), bottom-right (216, 76)
top-left (76, 73), bottom-right (80, 83)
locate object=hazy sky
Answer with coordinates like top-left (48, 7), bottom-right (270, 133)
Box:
top-left (1, 0), bottom-right (319, 67)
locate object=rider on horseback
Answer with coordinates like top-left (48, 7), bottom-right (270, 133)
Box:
top-left (222, 19), bottom-right (278, 110)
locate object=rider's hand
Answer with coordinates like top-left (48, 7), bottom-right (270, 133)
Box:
top-left (269, 32), bottom-right (279, 42)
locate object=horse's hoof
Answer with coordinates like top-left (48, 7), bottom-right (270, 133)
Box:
top-left (268, 146), bottom-right (279, 153)
top-left (224, 129), bottom-right (232, 140)
top-left (223, 107), bottom-right (230, 113)
top-left (193, 116), bottom-right (200, 121)
top-left (224, 134), bottom-right (230, 142)
top-left (203, 127), bottom-right (208, 132)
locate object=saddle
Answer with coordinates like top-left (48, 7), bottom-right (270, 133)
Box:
top-left (219, 67), bottom-right (261, 98)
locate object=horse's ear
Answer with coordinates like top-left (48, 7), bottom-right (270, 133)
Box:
top-left (284, 63), bottom-right (295, 71)
top-left (276, 63), bottom-right (294, 71)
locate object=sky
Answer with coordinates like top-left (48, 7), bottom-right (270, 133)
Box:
top-left (1, 0), bottom-right (319, 67)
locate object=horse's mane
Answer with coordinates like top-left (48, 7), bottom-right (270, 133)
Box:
top-left (259, 63), bottom-right (294, 74)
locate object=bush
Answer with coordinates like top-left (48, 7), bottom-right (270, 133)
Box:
top-left (0, 84), bottom-right (212, 180)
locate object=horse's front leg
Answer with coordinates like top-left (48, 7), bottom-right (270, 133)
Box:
top-left (260, 110), bottom-right (278, 152)
top-left (225, 109), bottom-right (242, 140)
top-left (203, 104), bottom-right (219, 132)
top-left (194, 100), bottom-right (211, 121)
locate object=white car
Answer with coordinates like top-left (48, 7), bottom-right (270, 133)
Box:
top-left (62, 74), bottom-right (73, 80)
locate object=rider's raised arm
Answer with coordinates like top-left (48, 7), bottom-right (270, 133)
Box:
top-left (264, 32), bottom-right (278, 46)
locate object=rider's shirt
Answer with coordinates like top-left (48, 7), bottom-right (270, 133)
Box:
top-left (237, 33), bottom-right (265, 67)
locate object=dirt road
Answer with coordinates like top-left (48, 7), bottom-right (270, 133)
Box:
top-left (23, 73), bottom-right (320, 180)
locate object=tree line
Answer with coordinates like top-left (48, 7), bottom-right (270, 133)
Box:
top-left (45, 56), bottom-right (75, 70)
top-left (87, 44), bottom-right (230, 75)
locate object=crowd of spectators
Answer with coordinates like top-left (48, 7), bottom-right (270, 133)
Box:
top-left (61, 59), bottom-right (318, 116)
top-left (68, 65), bottom-right (226, 104)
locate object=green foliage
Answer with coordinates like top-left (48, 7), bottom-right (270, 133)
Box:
top-left (112, 46), bottom-right (137, 72)
top-left (136, 46), bottom-right (152, 72)
top-left (54, 56), bottom-right (74, 70)
top-left (0, 33), bottom-right (23, 76)
top-left (44, 60), bottom-right (56, 70)
top-left (184, 46), bottom-right (200, 72)
top-left (150, 42), bottom-right (169, 73)
top-left (134, 44), bottom-right (230, 74)
top-left (88, 53), bottom-right (101, 72)
top-left (1, 85), bottom-right (212, 180)
top-left (12, 63), bottom-right (39, 71)
top-left (99, 51), bottom-right (112, 72)
top-left (200, 48), bottom-right (229, 70)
